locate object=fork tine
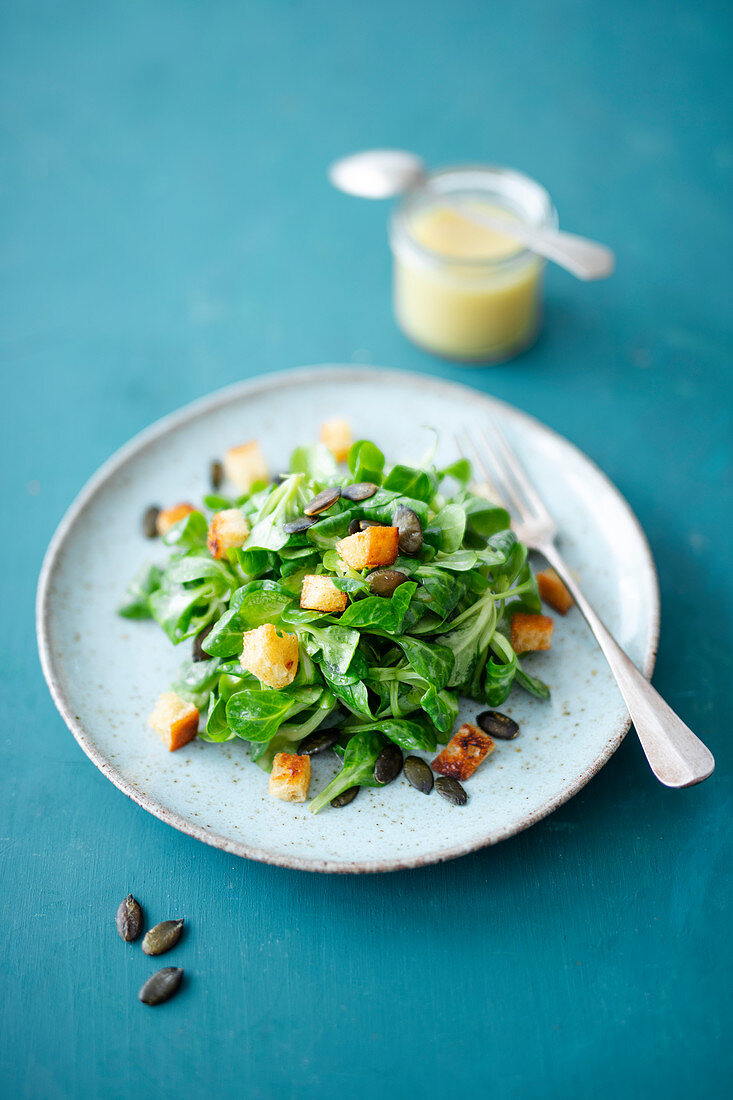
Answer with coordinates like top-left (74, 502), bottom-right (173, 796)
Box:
top-left (480, 421), bottom-right (552, 522)
top-left (455, 431), bottom-right (501, 503)
top-left (467, 426), bottom-right (527, 519)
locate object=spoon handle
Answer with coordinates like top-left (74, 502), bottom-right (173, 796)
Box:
top-left (451, 198), bottom-right (615, 281)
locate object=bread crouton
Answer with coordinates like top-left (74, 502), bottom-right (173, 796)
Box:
top-left (537, 568), bottom-right (574, 615)
top-left (320, 418), bottom-right (352, 463)
top-left (148, 692), bottom-right (199, 751)
top-left (207, 508), bottom-right (249, 559)
top-left (156, 503), bottom-right (195, 536)
top-left (431, 723), bottom-right (495, 781)
top-left (336, 526), bottom-right (399, 570)
top-left (510, 613), bottom-right (554, 653)
top-left (223, 440), bottom-right (269, 493)
top-left (269, 752), bottom-right (311, 802)
top-left (300, 574), bottom-right (348, 613)
top-left (240, 623), bottom-right (299, 689)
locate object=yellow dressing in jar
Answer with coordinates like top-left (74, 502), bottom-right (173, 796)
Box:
top-left (390, 166), bottom-right (557, 363)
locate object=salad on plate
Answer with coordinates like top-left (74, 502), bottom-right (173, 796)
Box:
top-left (120, 419), bottom-right (568, 811)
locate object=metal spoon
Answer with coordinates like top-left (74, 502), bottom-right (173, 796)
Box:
top-left (329, 149), bottom-right (615, 281)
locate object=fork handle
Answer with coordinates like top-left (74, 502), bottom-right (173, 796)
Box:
top-left (539, 544), bottom-right (715, 788)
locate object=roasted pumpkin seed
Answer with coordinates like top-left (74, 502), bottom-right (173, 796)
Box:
top-left (116, 894), bottom-right (143, 942)
top-left (341, 482), bottom-right (378, 502)
top-left (192, 622), bottom-right (214, 663)
top-left (367, 568), bottom-right (408, 597)
top-left (404, 756), bottom-right (434, 794)
top-left (477, 710), bottom-right (519, 740)
top-left (374, 743), bottom-right (403, 784)
top-left (210, 459), bottom-right (224, 490)
top-left (138, 967), bottom-right (184, 1006)
top-left (283, 515), bottom-right (318, 535)
top-left (330, 786), bottom-right (359, 808)
top-left (394, 505), bottom-right (423, 555)
top-left (435, 776), bottom-right (468, 806)
top-left (348, 517), bottom-right (362, 536)
top-left (142, 918), bottom-right (185, 956)
top-left (142, 506), bottom-right (161, 539)
top-left (299, 730), bottom-right (339, 755)
top-left (304, 486), bottom-right (341, 516)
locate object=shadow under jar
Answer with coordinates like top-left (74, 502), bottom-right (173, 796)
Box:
top-left (390, 165), bottom-right (558, 364)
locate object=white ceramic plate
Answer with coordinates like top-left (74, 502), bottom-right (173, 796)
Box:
top-left (37, 366), bottom-right (659, 873)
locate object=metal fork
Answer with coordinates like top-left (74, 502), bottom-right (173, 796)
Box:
top-left (460, 423), bottom-right (715, 788)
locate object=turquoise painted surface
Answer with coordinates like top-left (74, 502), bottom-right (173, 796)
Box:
top-left (1, 1), bottom-right (731, 1097)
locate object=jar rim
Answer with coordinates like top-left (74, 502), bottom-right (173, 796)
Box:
top-left (390, 163), bottom-right (558, 273)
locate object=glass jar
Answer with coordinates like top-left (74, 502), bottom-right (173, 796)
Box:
top-left (390, 165), bottom-right (558, 363)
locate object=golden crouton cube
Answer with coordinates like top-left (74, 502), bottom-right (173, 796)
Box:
top-left (431, 723), bottom-right (495, 781)
top-left (300, 574), bottom-right (348, 613)
top-left (510, 613), bottom-right (554, 653)
top-left (207, 508), bottom-right (250, 559)
top-left (336, 526), bottom-right (399, 570)
top-left (320, 418), bottom-right (352, 463)
top-left (223, 440), bottom-right (269, 493)
top-left (148, 692), bottom-right (199, 751)
top-left (268, 752), bottom-right (311, 802)
top-left (156, 503), bottom-right (195, 536)
top-left (240, 623), bottom-right (299, 689)
top-left (537, 568), bottom-right (574, 615)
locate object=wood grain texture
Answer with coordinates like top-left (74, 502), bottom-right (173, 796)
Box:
top-left (1, 0), bottom-right (731, 1097)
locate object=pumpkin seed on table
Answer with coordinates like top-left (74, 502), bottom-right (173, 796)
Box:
top-left (192, 622), bottom-right (214, 663)
top-left (367, 568), bottom-right (408, 597)
top-left (374, 743), bottom-right (403, 784)
top-left (299, 730), bottom-right (339, 755)
top-left (304, 486), bottom-right (341, 516)
top-left (142, 918), bottom-right (185, 956)
top-left (138, 967), bottom-right (184, 1006)
top-left (116, 894), bottom-right (143, 942)
top-left (393, 505), bottom-right (423, 555)
top-left (435, 776), bottom-right (468, 806)
top-left (331, 786), bottom-right (359, 808)
top-left (477, 710), bottom-right (519, 740)
top-left (341, 482), bottom-right (378, 502)
top-left (209, 459), bottom-right (224, 490)
top-left (142, 506), bottom-right (161, 539)
top-left (404, 756), bottom-right (434, 795)
top-left (283, 515), bottom-right (318, 535)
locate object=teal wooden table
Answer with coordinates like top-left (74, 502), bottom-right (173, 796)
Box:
top-left (2, 1), bottom-right (731, 1097)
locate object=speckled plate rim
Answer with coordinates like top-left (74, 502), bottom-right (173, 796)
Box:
top-left (36, 365), bottom-right (660, 873)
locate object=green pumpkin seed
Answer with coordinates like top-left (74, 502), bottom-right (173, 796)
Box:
top-left (283, 515), bottom-right (318, 534)
top-left (348, 517), bottom-right (362, 536)
top-left (358, 519), bottom-right (385, 531)
top-left (142, 506), bottom-right (161, 539)
top-left (393, 505), bottom-right (423, 555)
top-left (477, 710), bottom-right (519, 740)
top-left (142, 919), bottom-right (185, 956)
top-left (138, 967), bottom-right (184, 1006)
top-left (404, 756), bottom-right (434, 795)
top-left (299, 730), bottom-right (339, 755)
top-left (192, 622), bottom-right (214, 663)
top-left (116, 894), bottom-right (143, 942)
top-left (367, 568), bottom-right (408, 597)
top-left (435, 776), bottom-right (468, 806)
top-left (341, 482), bottom-right (378, 502)
top-left (330, 786), bottom-right (359, 808)
top-left (304, 486), bottom-right (341, 516)
top-left (374, 744), bottom-right (403, 784)
top-left (210, 459), bottom-right (224, 490)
